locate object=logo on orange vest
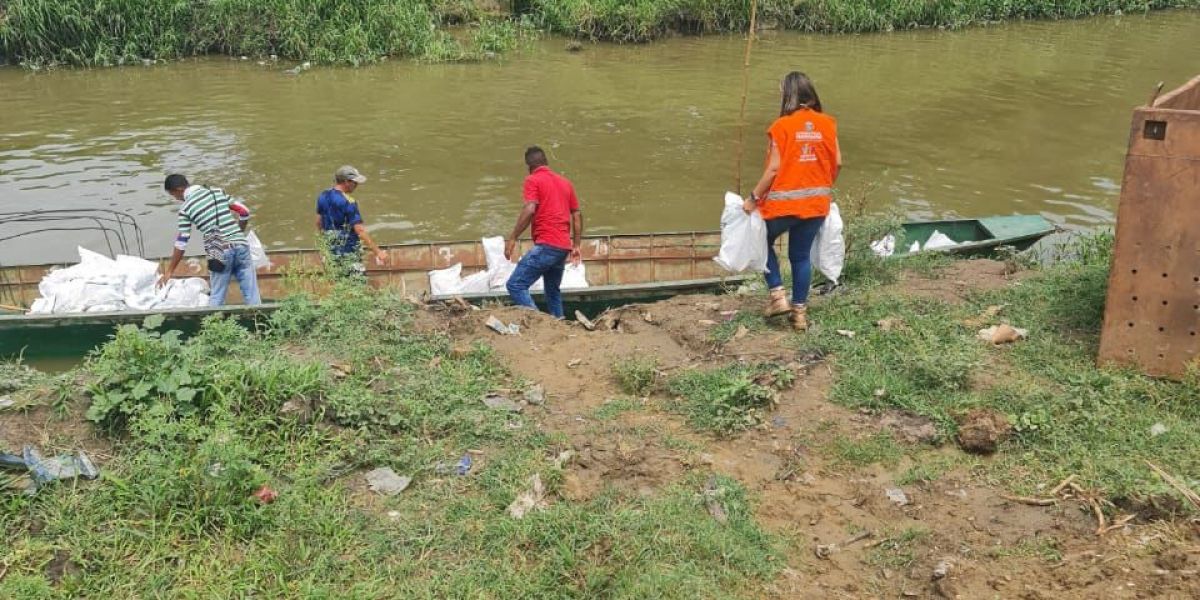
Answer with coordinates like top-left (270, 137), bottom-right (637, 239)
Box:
top-left (798, 143), bottom-right (817, 163)
top-left (796, 121), bottom-right (823, 142)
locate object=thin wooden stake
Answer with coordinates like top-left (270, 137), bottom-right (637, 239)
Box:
top-left (733, 0), bottom-right (760, 195)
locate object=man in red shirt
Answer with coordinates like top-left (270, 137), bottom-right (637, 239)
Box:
top-left (504, 146), bottom-right (583, 318)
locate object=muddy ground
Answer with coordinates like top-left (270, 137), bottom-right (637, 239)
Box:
top-left (418, 260), bottom-right (1200, 599)
top-left (4, 259), bottom-right (1199, 598)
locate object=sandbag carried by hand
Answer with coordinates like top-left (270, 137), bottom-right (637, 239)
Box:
top-left (714, 192), bottom-right (768, 274)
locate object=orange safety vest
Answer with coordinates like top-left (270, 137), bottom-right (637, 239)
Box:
top-left (760, 108), bottom-right (837, 221)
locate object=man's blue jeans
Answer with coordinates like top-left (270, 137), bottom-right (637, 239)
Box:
top-left (506, 244), bottom-right (569, 318)
top-left (764, 216), bottom-right (826, 306)
top-left (210, 244), bottom-right (261, 306)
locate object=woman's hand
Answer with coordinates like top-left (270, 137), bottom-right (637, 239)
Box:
top-left (742, 194), bottom-right (757, 214)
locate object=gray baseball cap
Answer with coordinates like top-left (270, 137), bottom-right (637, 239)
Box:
top-left (335, 165), bottom-right (367, 184)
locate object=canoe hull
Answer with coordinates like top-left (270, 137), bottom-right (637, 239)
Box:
top-left (891, 215), bottom-right (1055, 257)
top-left (0, 276), bottom-right (745, 358)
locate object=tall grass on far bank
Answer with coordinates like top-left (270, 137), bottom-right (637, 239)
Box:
top-left (0, 0), bottom-right (529, 67)
top-left (3, 0), bottom-right (1197, 67)
top-left (523, 0), bottom-right (1198, 42)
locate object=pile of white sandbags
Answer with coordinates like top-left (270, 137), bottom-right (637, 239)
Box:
top-left (28, 247), bottom-right (210, 314)
top-left (428, 236), bottom-right (588, 297)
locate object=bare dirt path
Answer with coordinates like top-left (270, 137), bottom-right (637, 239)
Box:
top-left (418, 260), bottom-right (1200, 599)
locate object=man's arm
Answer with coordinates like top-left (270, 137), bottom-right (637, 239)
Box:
top-left (158, 209), bottom-right (193, 287)
top-left (569, 209), bottom-right (583, 265)
top-left (352, 223), bottom-right (387, 265)
top-left (230, 200), bottom-right (251, 232)
top-left (158, 247), bottom-right (186, 288)
top-left (505, 202), bottom-right (538, 261)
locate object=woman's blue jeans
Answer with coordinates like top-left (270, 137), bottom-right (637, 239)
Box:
top-left (764, 216), bottom-right (826, 306)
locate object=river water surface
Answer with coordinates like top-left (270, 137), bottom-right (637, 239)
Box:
top-left (1, 11), bottom-right (1198, 264)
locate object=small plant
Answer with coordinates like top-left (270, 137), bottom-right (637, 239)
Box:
top-left (612, 356), bottom-right (659, 396)
top-left (84, 324), bottom-right (207, 434)
top-left (827, 432), bottom-right (902, 468)
top-left (867, 527), bottom-right (930, 569)
top-left (710, 311), bottom-right (767, 344)
top-left (593, 396), bottom-right (641, 421)
top-left (0, 361), bottom-right (36, 392)
top-left (108, 418), bottom-right (272, 536)
top-left (666, 363), bottom-right (792, 435)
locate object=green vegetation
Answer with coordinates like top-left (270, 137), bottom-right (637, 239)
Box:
top-left (666, 363), bottom-right (794, 435)
top-left (710, 311), bottom-right (768, 344)
top-left (866, 527), bottom-right (930, 569)
top-left (526, 0), bottom-right (1197, 41)
top-left (802, 231), bottom-right (1200, 511)
top-left (2, 0), bottom-right (1196, 67)
top-left (825, 432), bottom-right (903, 468)
top-left (0, 278), bottom-right (779, 597)
top-left (611, 356), bottom-right (659, 396)
top-left (593, 396), bottom-right (644, 420)
top-left (0, 0), bottom-right (530, 67)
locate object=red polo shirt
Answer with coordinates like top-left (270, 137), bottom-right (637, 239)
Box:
top-left (523, 166), bottom-right (579, 251)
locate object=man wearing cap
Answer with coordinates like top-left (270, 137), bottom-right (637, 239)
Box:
top-left (316, 165), bottom-right (387, 268)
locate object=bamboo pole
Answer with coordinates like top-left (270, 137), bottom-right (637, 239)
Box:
top-left (733, 0), bottom-right (760, 195)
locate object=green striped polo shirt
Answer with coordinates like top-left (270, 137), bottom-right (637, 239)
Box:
top-left (176, 185), bottom-right (247, 250)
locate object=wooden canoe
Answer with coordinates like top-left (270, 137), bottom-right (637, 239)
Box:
top-left (0, 231), bottom-right (747, 358)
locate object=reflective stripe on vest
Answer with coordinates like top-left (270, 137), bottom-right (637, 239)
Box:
top-left (765, 187), bottom-right (832, 201)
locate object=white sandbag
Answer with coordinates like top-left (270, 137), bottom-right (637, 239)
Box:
top-left (85, 303), bottom-right (127, 313)
top-left (561, 261), bottom-right (588, 290)
top-left (714, 192), bottom-right (769, 273)
top-left (39, 246), bottom-right (123, 297)
top-left (924, 229), bottom-right (958, 250)
top-left (870, 234), bottom-right (896, 258)
top-left (28, 297), bottom-right (55, 315)
top-left (247, 231), bottom-right (271, 270)
top-left (29, 247), bottom-right (209, 314)
top-left (43, 280), bottom-right (124, 314)
top-left (482, 236), bottom-right (517, 290)
top-left (460, 270), bottom-right (491, 294)
top-left (157, 278), bottom-right (210, 308)
top-left (810, 202), bottom-right (846, 284)
top-left (909, 241), bottom-right (921, 253)
top-left (478, 236), bottom-right (587, 292)
top-left (429, 263), bottom-right (464, 296)
top-left (115, 255), bottom-right (160, 299)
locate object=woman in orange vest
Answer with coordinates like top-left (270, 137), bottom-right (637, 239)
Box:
top-left (744, 71), bottom-right (841, 331)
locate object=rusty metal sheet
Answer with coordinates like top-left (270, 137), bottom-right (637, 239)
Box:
top-left (1157, 74), bottom-right (1200, 111)
top-left (1099, 75), bottom-right (1200, 378)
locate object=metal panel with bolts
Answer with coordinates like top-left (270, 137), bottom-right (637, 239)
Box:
top-left (1099, 75), bottom-right (1200, 378)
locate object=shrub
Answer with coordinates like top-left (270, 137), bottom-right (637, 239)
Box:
top-left (612, 356), bottom-right (659, 396)
top-left (667, 363), bottom-right (793, 435)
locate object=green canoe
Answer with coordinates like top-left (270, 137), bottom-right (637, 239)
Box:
top-left (890, 215), bottom-right (1057, 257)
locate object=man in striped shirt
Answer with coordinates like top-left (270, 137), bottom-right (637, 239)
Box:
top-left (157, 174), bottom-right (261, 306)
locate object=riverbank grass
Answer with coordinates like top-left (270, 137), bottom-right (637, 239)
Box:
top-left (0, 280), bottom-right (780, 597)
top-left (797, 233), bottom-right (1200, 513)
top-left (3, 0), bottom-right (1197, 66)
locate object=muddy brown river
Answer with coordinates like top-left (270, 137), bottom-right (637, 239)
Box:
top-left (1, 11), bottom-right (1197, 264)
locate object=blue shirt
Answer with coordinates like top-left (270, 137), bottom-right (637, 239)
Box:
top-left (316, 189), bottom-right (363, 255)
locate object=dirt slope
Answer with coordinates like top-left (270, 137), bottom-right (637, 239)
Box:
top-left (419, 261), bottom-right (1200, 599)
